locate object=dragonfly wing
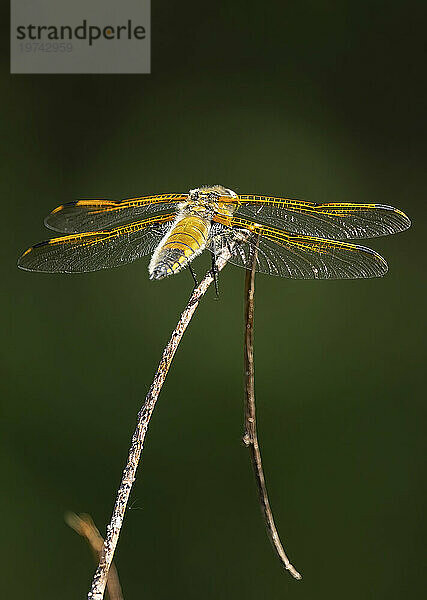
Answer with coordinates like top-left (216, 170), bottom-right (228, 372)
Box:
top-left (18, 214), bottom-right (175, 273)
top-left (209, 218), bottom-right (388, 279)
top-left (44, 194), bottom-right (187, 233)
top-left (235, 195), bottom-right (411, 239)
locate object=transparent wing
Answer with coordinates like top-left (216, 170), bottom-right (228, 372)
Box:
top-left (44, 194), bottom-right (187, 233)
top-left (234, 194), bottom-right (411, 240)
top-left (209, 217), bottom-right (388, 279)
top-left (18, 214), bottom-right (175, 273)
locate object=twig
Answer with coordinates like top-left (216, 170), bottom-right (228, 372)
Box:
top-left (88, 246), bottom-right (234, 600)
top-left (242, 238), bottom-right (302, 580)
top-left (65, 512), bottom-right (123, 600)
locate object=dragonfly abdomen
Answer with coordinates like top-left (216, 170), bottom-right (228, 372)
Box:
top-left (149, 214), bottom-right (210, 279)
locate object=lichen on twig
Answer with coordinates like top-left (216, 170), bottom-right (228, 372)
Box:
top-left (87, 246), bottom-right (234, 600)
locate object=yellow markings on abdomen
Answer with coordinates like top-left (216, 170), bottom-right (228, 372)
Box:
top-left (149, 215), bottom-right (210, 279)
top-left (163, 216), bottom-right (208, 256)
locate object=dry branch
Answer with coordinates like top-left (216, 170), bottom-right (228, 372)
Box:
top-left (243, 239), bottom-right (302, 580)
top-left (88, 247), bottom-right (233, 600)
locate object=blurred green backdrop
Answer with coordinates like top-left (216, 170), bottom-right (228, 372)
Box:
top-left (2, 1), bottom-right (426, 599)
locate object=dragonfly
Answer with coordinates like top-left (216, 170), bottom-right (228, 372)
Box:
top-left (17, 185), bottom-right (411, 280)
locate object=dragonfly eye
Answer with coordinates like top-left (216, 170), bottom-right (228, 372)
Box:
top-left (188, 188), bottom-right (199, 201)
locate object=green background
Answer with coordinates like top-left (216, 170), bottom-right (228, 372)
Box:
top-left (2, 1), bottom-right (426, 598)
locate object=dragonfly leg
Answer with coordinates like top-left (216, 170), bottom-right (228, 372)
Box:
top-left (211, 248), bottom-right (220, 300)
top-left (188, 264), bottom-right (198, 289)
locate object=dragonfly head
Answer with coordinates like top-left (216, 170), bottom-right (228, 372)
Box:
top-left (187, 185), bottom-right (239, 216)
top-left (189, 185), bottom-right (236, 202)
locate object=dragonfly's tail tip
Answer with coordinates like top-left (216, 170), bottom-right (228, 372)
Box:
top-left (149, 265), bottom-right (169, 280)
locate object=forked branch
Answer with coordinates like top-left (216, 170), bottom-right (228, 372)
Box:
top-left (88, 246), bottom-right (234, 600)
top-left (243, 238), bottom-right (302, 580)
